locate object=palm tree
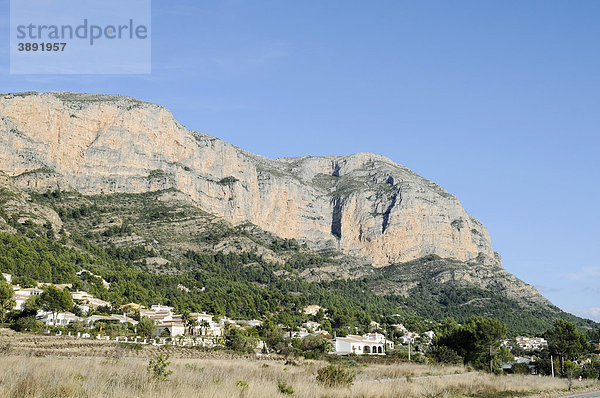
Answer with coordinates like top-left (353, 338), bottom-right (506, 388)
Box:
top-left (181, 311), bottom-right (192, 336)
top-left (188, 319), bottom-right (199, 336)
top-left (200, 320), bottom-right (210, 336)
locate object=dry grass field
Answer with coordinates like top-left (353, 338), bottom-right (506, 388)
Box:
top-left (0, 329), bottom-right (598, 398)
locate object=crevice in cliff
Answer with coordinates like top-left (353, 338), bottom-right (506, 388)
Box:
top-left (331, 195), bottom-right (343, 239)
top-left (382, 191), bottom-right (400, 234)
top-left (331, 161), bottom-right (341, 177)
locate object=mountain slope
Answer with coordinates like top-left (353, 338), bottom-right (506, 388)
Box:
top-left (0, 91), bottom-right (594, 335)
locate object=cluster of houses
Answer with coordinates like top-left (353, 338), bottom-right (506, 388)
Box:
top-left (4, 272), bottom-right (553, 360)
top-left (2, 271), bottom-right (412, 356)
top-left (514, 336), bottom-right (548, 350)
top-left (501, 336), bottom-right (549, 351)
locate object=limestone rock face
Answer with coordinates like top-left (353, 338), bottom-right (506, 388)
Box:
top-left (0, 92), bottom-right (496, 267)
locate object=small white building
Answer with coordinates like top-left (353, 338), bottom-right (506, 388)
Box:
top-left (303, 305), bottom-right (323, 316)
top-left (150, 304), bottom-right (174, 313)
top-left (400, 332), bottom-right (419, 344)
top-left (72, 291), bottom-right (111, 313)
top-left (190, 312), bottom-right (223, 336)
top-left (332, 334), bottom-right (385, 355)
top-left (37, 311), bottom-right (80, 327)
top-left (156, 322), bottom-right (185, 337)
top-left (515, 337), bottom-right (548, 350)
top-left (303, 321), bottom-right (321, 332)
top-left (363, 332), bottom-right (395, 350)
top-left (2, 273), bottom-right (11, 284)
top-left (291, 328), bottom-right (310, 339)
top-left (13, 287), bottom-right (44, 311)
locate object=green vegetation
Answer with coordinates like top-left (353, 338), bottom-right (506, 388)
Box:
top-left (434, 316), bottom-right (506, 373)
top-left (545, 319), bottom-right (589, 374)
top-left (147, 353), bottom-right (172, 382)
top-left (431, 317), bottom-right (600, 383)
top-left (138, 317), bottom-right (156, 339)
top-left (277, 378), bottom-right (294, 395)
top-left (40, 285), bottom-right (73, 323)
top-left (217, 176), bottom-right (239, 185)
top-left (376, 255), bottom-right (596, 335)
top-left (316, 363), bottom-right (356, 388)
top-left (0, 277), bottom-right (14, 322)
top-left (147, 169), bottom-right (168, 179)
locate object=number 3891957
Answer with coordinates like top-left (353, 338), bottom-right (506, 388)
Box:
top-left (18, 43), bottom-right (66, 51)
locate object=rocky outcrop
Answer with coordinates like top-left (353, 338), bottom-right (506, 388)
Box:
top-left (0, 92), bottom-right (496, 267)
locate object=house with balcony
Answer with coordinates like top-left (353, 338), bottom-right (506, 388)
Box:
top-left (331, 334), bottom-right (385, 355)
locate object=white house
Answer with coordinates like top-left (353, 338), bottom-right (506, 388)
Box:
top-left (363, 332), bottom-right (394, 350)
top-left (515, 337), bottom-right (548, 350)
top-left (156, 322), bottom-right (185, 337)
top-left (13, 287), bottom-right (44, 310)
top-left (109, 314), bottom-right (138, 326)
top-left (303, 305), bottom-right (323, 316)
top-left (400, 332), bottom-right (419, 344)
top-left (71, 291), bottom-right (111, 313)
top-left (2, 273), bottom-right (11, 284)
top-left (150, 304), bottom-right (174, 313)
top-left (37, 311), bottom-right (80, 327)
top-left (332, 334), bottom-right (385, 355)
top-left (291, 328), bottom-right (310, 339)
top-left (190, 312), bottom-right (223, 336)
top-left (303, 321), bottom-right (321, 332)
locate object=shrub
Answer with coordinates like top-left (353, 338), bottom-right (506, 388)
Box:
top-left (277, 378), bottom-right (294, 395)
top-left (11, 316), bottom-right (43, 332)
top-left (512, 363), bottom-right (530, 375)
top-left (217, 176), bottom-right (239, 185)
top-left (147, 354), bottom-right (172, 382)
top-left (316, 364), bottom-right (356, 388)
top-left (118, 342), bottom-right (143, 351)
top-left (236, 379), bottom-right (249, 392)
top-left (430, 345), bottom-right (462, 365)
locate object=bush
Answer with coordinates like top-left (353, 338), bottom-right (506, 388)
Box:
top-left (225, 328), bottom-right (257, 353)
top-left (11, 316), bottom-right (43, 332)
top-left (512, 363), bottom-right (530, 375)
top-left (118, 342), bottom-right (143, 351)
top-left (277, 379), bottom-right (294, 395)
top-left (430, 345), bottom-right (463, 365)
top-left (147, 354), bottom-right (172, 382)
top-left (316, 364), bottom-right (356, 388)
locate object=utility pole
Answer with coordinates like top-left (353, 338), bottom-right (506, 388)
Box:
top-left (551, 354), bottom-right (555, 378)
top-left (408, 340), bottom-right (411, 361)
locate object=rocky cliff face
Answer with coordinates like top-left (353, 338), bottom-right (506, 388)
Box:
top-left (0, 92), bottom-right (496, 267)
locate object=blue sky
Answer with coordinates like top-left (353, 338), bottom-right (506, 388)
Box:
top-left (1, 0), bottom-right (599, 321)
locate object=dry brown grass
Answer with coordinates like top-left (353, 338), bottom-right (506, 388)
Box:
top-left (0, 329), bottom-right (598, 398)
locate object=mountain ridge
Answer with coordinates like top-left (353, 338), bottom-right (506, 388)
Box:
top-left (0, 91), bottom-right (494, 268)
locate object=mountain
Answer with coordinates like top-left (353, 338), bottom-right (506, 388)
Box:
top-left (0, 91), bottom-right (594, 334)
top-left (0, 91), bottom-right (493, 267)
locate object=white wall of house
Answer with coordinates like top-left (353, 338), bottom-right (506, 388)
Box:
top-left (156, 324), bottom-right (185, 337)
top-left (332, 335), bottom-right (385, 355)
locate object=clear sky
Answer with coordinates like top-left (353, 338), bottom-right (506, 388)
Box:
top-left (1, 0), bottom-right (598, 321)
